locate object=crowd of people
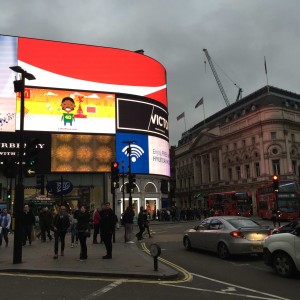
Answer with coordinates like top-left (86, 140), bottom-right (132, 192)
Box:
top-left (0, 202), bottom-right (117, 261)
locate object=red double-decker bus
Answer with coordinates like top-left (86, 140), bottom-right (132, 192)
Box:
top-left (207, 191), bottom-right (253, 216)
top-left (256, 180), bottom-right (300, 220)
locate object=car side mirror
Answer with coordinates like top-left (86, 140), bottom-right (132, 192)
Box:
top-left (295, 227), bottom-right (300, 236)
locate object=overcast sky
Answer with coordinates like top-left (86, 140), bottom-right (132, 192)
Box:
top-left (1, 0), bottom-right (300, 146)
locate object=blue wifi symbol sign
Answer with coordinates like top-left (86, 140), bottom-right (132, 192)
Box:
top-left (122, 144), bottom-right (145, 163)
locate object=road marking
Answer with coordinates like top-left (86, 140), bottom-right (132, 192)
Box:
top-left (189, 273), bottom-right (290, 300)
top-left (221, 287), bottom-right (237, 292)
top-left (161, 283), bottom-right (288, 300)
top-left (81, 280), bottom-right (124, 299)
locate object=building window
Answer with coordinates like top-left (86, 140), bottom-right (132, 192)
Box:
top-left (228, 168), bottom-right (232, 181)
top-left (236, 166), bottom-right (241, 180)
top-left (245, 164), bottom-right (250, 178)
top-left (271, 132), bottom-right (277, 140)
top-left (272, 159), bottom-right (280, 175)
top-left (255, 162), bottom-right (260, 177)
top-left (242, 140), bottom-right (246, 146)
top-left (252, 137), bottom-right (255, 145)
top-left (234, 143), bottom-right (237, 149)
top-left (226, 145), bottom-right (228, 151)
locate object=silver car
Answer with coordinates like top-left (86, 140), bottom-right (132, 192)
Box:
top-left (183, 216), bottom-right (271, 259)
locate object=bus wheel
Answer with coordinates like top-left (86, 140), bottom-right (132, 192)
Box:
top-left (218, 242), bottom-right (230, 259)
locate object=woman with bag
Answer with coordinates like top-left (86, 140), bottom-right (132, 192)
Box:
top-left (75, 205), bottom-right (90, 261)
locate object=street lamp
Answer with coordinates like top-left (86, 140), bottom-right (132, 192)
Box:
top-left (10, 65), bottom-right (35, 264)
top-left (122, 141), bottom-right (136, 208)
top-left (121, 160), bottom-right (125, 212)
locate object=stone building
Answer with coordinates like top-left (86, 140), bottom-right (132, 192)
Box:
top-left (175, 86), bottom-right (300, 215)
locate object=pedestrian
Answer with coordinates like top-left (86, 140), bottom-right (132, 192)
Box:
top-left (271, 209), bottom-right (277, 227)
top-left (39, 207), bottom-right (53, 242)
top-left (22, 204), bottom-right (36, 246)
top-left (99, 203), bottom-right (106, 244)
top-left (0, 208), bottom-right (11, 247)
top-left (92, 207), bottom-right (101, 244)
top-left (136, 207), bottom-right (145, 240)
top-left (143, 209), bottom-right (152, 238)
top-left (99, 202), bottom-right (115, 259)
top-left (122, 206), bottom-right (134, 243)
top-left (69, 208), bottom-right (79, 248)
top-left (52, 205), bottom-right (70, 259)
top-left (75, 204), bottom-right (90, 261)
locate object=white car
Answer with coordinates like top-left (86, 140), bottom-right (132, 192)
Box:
top-left (263, 227), bottom-right (300, 277)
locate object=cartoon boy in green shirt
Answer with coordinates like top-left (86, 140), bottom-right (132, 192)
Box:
top-left (61, 97), bottom-right (75, 126)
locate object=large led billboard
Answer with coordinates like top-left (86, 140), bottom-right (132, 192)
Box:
top-left (0, 34), bottom-right (170, 177)
top-left (16, 87), bottom-right (115, 134)
top-left (51, 134), bottom-right (115, 173)
top-left (116, 132), bottom-right (170, 177)
top-left (18, 37), bottom-right (167, 106)
top-left (117, 98), bottom-right (168, 140)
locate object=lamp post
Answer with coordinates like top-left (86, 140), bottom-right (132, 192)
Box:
top-left (121, 160), bottom-right (125, 212)
top-left (122, 141), bottom-right (136, 208)
top-left (9, 66), bottom-right (35, 264)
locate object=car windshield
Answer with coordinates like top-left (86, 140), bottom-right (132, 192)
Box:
top-left (227, 219), bottom-right (260, 229)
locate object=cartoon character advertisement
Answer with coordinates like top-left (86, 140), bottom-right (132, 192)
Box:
top-left (15, 87), bottom-right (116, 134)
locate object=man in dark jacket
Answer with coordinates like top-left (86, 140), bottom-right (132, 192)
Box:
top-left (99, 202), bottom-right (115, 259)
top-left (52, 205), bottom-right (70, 259)
top-left (39, 207), bottom-right (53, 242)
top-left (22, 204), bottom-right (36, 246)
top-left (136, 207), bottom-right (145, 240)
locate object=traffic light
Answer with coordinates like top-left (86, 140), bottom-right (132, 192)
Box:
top-left (272, 175), bottom-right (279, 192)
top-left (111, 162), bottom-right (120, 193)
top-left (127, 173), bottom-right (136, 193)
top-left (36, 174), bottom-right (45, 195)
top-left (24, 138), bottom-right (40, 176)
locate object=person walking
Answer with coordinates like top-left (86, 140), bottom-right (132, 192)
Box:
top-left (39, 207), bottom-right (53, 242)
top-left (22, 204), bottom-right (36, 246)
top-left (136, 207), bottom-right (145, 241)
top-left (69, 209), bottom-right (78, 248)
top-left (143, 209), bottom-right (152, 238)
top-left (99, 202), bottom-right (115, 259)
top-left (0, 208), bottom-right (11, 247)
top-left (75, 205), bottom-right (90, 261)
top-left (92, 207), bottom-right (101, 244)
top-left (52, 205), bottom-right (70, 259)
top-left (122, 206), bottom-right (134, 243)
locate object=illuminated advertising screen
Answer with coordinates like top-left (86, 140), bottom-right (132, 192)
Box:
top-left (0, 35), bottom-right (17, 132)
top-left (117, 98), bottom-right (168, 140)
top-left (51, 134), bottom-right (115, 173)
top-left (116, 132), bottom-right (170, 177)
top-left (0, 131), bottom-right (51, 174)
top-left (18, 37), bottom-right (167, 106)
top-left (16, 87), bottom-right (115, 134)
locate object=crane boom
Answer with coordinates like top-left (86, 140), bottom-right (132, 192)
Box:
top-left (203, 49), bottom-right (230, 107)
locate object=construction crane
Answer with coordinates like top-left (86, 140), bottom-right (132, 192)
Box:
top-left (203, 48), bottom-right (230, 107)
top-left (203, 49), bottom-right (243, 106)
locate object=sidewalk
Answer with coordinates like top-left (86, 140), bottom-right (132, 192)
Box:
top-left (0, 228), bottom-right (179, 280)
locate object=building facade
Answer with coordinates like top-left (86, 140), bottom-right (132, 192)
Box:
top-left (175, 86), bottom-right (300, 215)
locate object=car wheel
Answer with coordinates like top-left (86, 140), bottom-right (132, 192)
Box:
top-left (218, 242), bottom-right (230, 259)
top-left (183, 236), bottom-right (192, 250)
top-left (273, 252), bottom-right (297, 278)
